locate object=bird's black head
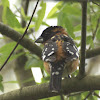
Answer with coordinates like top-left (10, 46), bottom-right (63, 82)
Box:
top-left (35, 26), bottom-right (63, 43)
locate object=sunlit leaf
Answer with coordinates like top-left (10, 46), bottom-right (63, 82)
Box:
top-left (25, 55), bottom-right (43, 70)
top-left (21, 7), bottom-right (26, 18)
top-left (4, 81), bottom-right (18, 84)
top-left (0, 42), bottom-right (23, 66)
top-left (96, 28), bottom-right (100, 40)
top-left (86, 36), bottom-right (94, 48)
top-left (61, 4), bottom-right (81, 16)
top-left (0, 75), bottom-right (3, 82)
top-left (58, 11), bottom-right (75, 38)
top-left (1, 0), bottom-right (9, 7)
top-left (1, 0), bottom-right (9, 23)
top-left (35, 1), bottom-right (46, 31)
top-left (6, 7), bottom-right (21, 28)
top-left (47, 1), bottom-right (63, 19)
top-left (22, 77), bottom-right (35, 83)
top-left (74, 25), bottom-right (81, 32)
top-left (0, 83), bottom-right (4, 92)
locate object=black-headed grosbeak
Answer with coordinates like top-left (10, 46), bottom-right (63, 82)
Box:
top-left (35, 26), bottom-right (79, 92)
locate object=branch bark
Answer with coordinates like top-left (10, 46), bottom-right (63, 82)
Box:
top-left (0, 76), bottom-right (100, 100)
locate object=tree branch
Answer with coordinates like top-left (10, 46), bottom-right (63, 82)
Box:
top-left (0, 22), bottom-right (42, 58)
top-left (86, 47), bottom-right (100, 58)
top-left (79, 1), bottom-right (87, 76)
top-left (1, 76), bottom-right (100, 100)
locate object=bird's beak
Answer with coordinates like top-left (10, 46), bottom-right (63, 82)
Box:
top-left (35, 36), bottom-right (44, 43)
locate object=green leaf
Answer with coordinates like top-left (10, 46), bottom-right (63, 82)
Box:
top-left (41, 76), bottom-right (50, 83)
top-left (47, 1), bottom-right (63, 19)
top-left (22, 77), bottom-right (35, 84)
top-left (5, 7), bottom-right (21, 28)
top-left (58, 11), bottom-right (75, 38)
top-left (0, 75), bottom-right (3, 82)
top-left (14, 27), bottom-right (26, 34)
top-left (1, 0), bottom-right (9, 7)
top-left (86, 36), bottom-right (92, 44)
top-left (25, 55), bottom-right (43, 70)
top-left (4, 81), bottom-right (18, 84)
top-left (74, 24), bottom-right (81, 32)
top-left (86, 36), bottom-right (94, 48)
top-left (88, 95), bottom-right (97, 100)
top-left (0, 42), bottom-right (23, 66)
top-left (0, 83), bottom-right (4, 92)
top-left (24, 16), bottom-right (50, 27)
top-left (35, 1), bottom-right (46, 31)
top-left (21, 7), bottom-right (26, 18)
top-left (49, 96), bottom-right (61, 100)
top-left (61, 4), bottom-right (81, 16)
top-left (96, 28), bottom-right (100, 40)
top-left (1, 0), bottom-right (9, 23)
top-left (75, 36), bottom-right (81, 40)
top-left (64, 16), bottom-right (75, 38)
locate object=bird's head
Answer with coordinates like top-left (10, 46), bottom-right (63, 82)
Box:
top-left (35, 26), bottom-right (66, 43)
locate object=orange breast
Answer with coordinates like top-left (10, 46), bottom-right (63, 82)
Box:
top-left (56, 40), bottom-right (66, 61)
top-left (63, 59), bottom-right (79, 76)
top-left (44, 61), bottom-right (50, 73)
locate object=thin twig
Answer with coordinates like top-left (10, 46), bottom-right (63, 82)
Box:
top-left (84, 91), bottom-right (93, 100)
top-left (79, 1), bottom-right (87, 77)
top-left (67, 91), bottom-right (84, 97)
top-left (0, 0), bottom-right (40, 71)
top-left (92, 1), bottom-right (100, 6)
top-left (92, 18), bottom-right (100, 40)
top-left (94, 92), bottom-right (100, 98)
top-left (60, 94), bottom-right (64, 100)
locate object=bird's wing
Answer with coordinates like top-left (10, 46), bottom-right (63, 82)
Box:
top-left (62, 35), bottom-right (79, 61)
top-left (42, 40), bottom-right (58, 62)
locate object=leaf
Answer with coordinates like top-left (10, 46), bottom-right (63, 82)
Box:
top-left (0, 83), bottom-right (4, 92)
top-left (25, 16), bottom-right (50, 27)
top-left (4, 81), bottom-right (18, 84)
top-left (96, 28), bottom-right (100, 40)
top-left (14, 27), bottom-right (26, 34)
top-left (74, 24), bottom-right (81, 32)
top-left (35, 1), bottom-right (46, 31)
top-left (64, 16), bottom-right (75, 38)
top-left (1, 0), bottom-right (9, 23)
top-left (25, 58), bottom-right (43, 70)
top-left (0, 75), bottom-right (3, 82)
top-left (0, 42), bottom-right (23, 66)
top-left (69, 94), bottom-right (82, 100)
top-left (49, 96), bottom-right (61, 100)
top-left (6, 7), bottom-right (21, 28)
top-left (21, 7), bottom-right (26, 18)
top-left (47, 1), bottom-right (63, 19)
top-left (86, 36), bottom-right (92, 44)
top-left (88, 95), bottom-right (97, 100)
top-left (1, 0), bottom-right (9, 7)
top-left (58, 11), bottom-right (75, 38)
top-left (22, 77), bottom-right (35, 84)
top-left (61, 4), bottom-right (81, 16)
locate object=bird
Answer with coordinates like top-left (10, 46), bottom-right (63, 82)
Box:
top-left (35, 26), bottom-right (79, 92)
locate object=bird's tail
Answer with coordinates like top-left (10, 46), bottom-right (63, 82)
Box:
top-left (49, 62), bottom-right (64, 92)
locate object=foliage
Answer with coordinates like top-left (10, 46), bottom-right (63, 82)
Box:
top-left (0, 0), bottom-right (100, 100)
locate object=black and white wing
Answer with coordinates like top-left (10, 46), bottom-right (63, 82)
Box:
top-left (42, 40), bottom-right (58, 62)
top-left (62, 35), bottom-right (79, 61)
